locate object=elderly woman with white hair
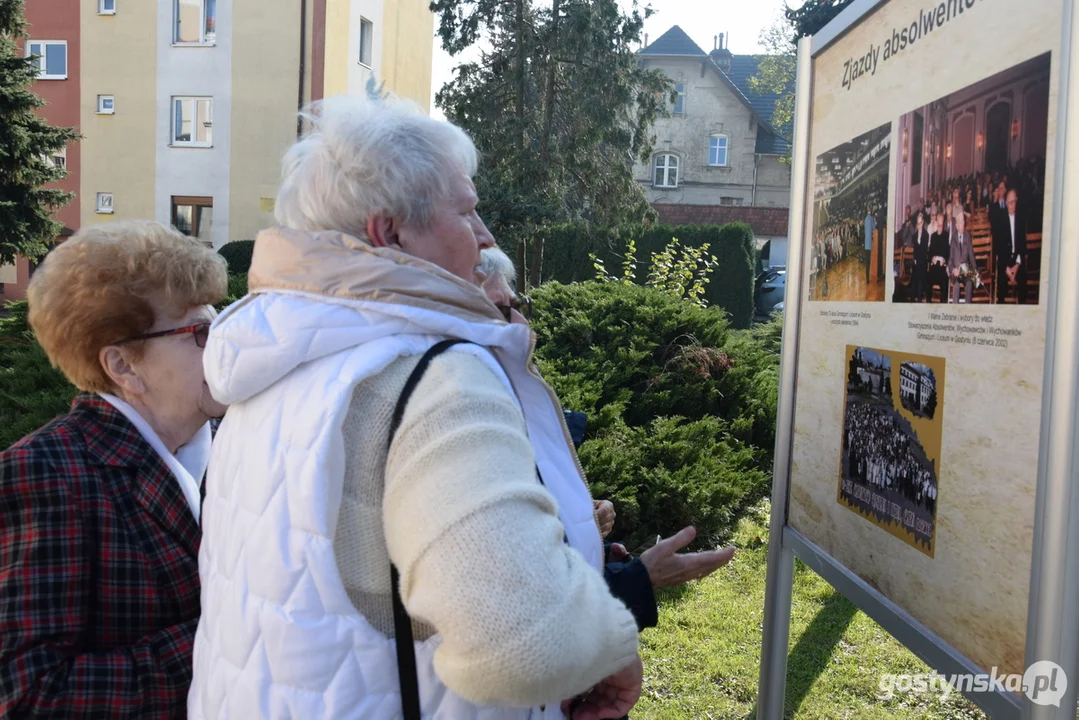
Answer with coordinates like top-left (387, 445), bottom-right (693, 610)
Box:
top-left (480, 246), bottom-right (527, 322)
top-left (189, 95), bottom-right (642, 720)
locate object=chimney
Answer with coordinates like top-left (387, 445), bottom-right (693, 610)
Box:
top-left (714, 35), bottom-right (718, 50)
top-left (719, 32), bottom-right (724, 49)
top-left (644, 33), bottom-right (648, 48)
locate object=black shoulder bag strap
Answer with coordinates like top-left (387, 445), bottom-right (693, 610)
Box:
top-left (388, 338), bottom-right (473, 720)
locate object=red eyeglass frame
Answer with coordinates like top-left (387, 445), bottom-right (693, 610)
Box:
top-left (116, 322), bottom-right (211, 348)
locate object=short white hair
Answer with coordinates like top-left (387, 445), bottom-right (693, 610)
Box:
top-left (274, 94), bottom-right (479, 241)
top-left (481, 247), bottom-right (516, 285)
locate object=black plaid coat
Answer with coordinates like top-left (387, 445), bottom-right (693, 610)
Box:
top-left (0, 393), bottom-right (202, 718)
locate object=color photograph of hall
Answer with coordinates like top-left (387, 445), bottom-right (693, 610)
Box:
top-left (892, 52), bottom-right (1050, 305)
top-left (808, 123), bottom-right (890, 302)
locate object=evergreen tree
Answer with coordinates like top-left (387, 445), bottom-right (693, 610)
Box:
top-left (431, 0), bottom-right (670, 287)
top-left (748, 1), bottom-right (854, 160)
top-left (0, 0), bottom-right (79, 266)
top-left (786, 0), bottom-right (857, 39)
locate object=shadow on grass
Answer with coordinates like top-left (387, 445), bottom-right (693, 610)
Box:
top-left (742, 590), bottom-right (859, 719)
top-left (653, 583), bottom-right (695, 605)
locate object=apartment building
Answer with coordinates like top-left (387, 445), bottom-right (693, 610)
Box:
top-left (2, 0), bottom-right (435, 301)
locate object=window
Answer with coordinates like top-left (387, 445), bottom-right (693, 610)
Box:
top-left (358, 18), bottom-right (373, 67)
top-left (653, 154), bottom-right (678, 188)
top-left (97, 95), bottom-right (115, 114)
top-left (26, 41), bottom-right (67, 80)
top-left (172, 196), bottom-right (213, 245)
top-left (171, 97), bottom-right (213, 146)
top-left (96, 193), bottom-right (114, 214)
top-left (672, 82), bottom-right (685, 115)
top-left (175, 0), bottom-right (216, 44)
top-left (709, 134), bottom-right (729, 166)
top-left (720, 196), bottom-right (743, 207)
top-left (50, 146), bottom-right (67, 171)
top-left (99, 0), bottom-right (116, 14)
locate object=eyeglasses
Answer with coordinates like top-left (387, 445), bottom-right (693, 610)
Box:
top-left (497, 295), bottom-right (532, 322)
top-left (511, 295), bottom-right (532, 318)
top-left (116, 322), bottom-right (211, 349)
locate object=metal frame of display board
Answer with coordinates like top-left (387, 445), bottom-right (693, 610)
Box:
top-left (756, 0), bottom-right (1079, 718)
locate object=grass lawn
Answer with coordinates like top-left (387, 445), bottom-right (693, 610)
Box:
top-left (632, 503), bottom-right (987, 719)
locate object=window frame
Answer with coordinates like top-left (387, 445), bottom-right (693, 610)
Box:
top-left (51, 146), bottom-right (67, 171)
top-left (358, 17), bottom-right (374, 67)
top-left (96, 192), bottom-right (114, 214)
top-left (97, 94), bottom-right (115, 114)
top-left (170, 96), bottom-right (214, 147)
top-left (98, 0), bottom-right (117, 15)
top-left (709, 134), bottom-right (730, 167)
top-left (26, 40), bottom-right (68, 80)
top-left (171, 196), bottom-right (214, 245)
top-left (672, 82), bottom-right (686, 116)
top-left (653, 153), bottom-right (679, 189)
top-left (173, 0), bottom-right (216, 45)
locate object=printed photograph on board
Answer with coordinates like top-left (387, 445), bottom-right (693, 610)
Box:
top-left (808, 122), bottom-right (891, 302)
top-left (839, 346), bottom-right (945, 556)
top-left (892, 52), bottom-right (1050, 305)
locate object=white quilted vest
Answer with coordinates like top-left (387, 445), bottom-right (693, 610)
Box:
top-left (189, 291), bottom-right (601, 719)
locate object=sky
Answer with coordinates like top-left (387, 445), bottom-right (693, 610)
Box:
top-left (428, 0), bottom-right (802, 119)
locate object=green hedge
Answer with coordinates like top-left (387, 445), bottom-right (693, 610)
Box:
top-left (1, 277), bottom-right (782, 555)
top-left (531, 281), bottom-right (780, 550)
top-left (531, 222), bottom-right (756, 328)
top-left (0, 301), bottom-right (76, 449)
top-left (218, 240), bottom-right (255, 275)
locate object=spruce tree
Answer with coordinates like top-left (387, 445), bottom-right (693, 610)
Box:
top-left (0, 0), bottom-right (79, 266)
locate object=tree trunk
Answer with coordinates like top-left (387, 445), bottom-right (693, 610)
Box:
top-left (528, 230), bottom-right (543, 289)
top-left (515, 0), bottom-right (526, 153)
top-left (530, 0), bottom-right (559, 292)
top-left (515, 238), bottom-right (529, 291)
top-left (539, 0), bottom-right (559, 163)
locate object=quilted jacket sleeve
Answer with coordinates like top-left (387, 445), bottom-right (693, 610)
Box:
top-left (0, 445), bottom-right (195, 718)
top-left (383, 352), bottom-right (639, 708)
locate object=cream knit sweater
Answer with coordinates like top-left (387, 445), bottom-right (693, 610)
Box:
top-left (333, 349), bottom-right (640, 707)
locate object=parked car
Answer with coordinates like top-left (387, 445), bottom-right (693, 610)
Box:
top-left (755, 268), bottom-right (786, 315)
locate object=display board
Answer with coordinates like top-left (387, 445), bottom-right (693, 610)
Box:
top-left (758, 0), bottom-right (1079, 718)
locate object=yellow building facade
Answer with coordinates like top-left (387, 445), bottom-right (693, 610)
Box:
top-left (74, 0), bottom-right (435, 249)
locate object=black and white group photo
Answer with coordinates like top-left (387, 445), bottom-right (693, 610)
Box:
top-left (808, 123), bottom-right (890, 303)
top-left (892, 53), bottom-right (1050, 305)
top-left (840, 347), bottom-right (943, 554)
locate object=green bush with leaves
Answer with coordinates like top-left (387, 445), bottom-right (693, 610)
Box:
top-left (530, 281), bottom-right (780, 549)
top-left (1, 273), bottom-right (782, 554)
top-left (218, 240), bottom-right (255, 275)
top-left (592, 238), bottom-right (718, 308)
top-left (0, 301), bottom-right (76, 449)
top-left (537, 222), bottom-right (756, 327)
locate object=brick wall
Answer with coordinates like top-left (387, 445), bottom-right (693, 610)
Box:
top-left (653, 204), bottom-right (790, 237)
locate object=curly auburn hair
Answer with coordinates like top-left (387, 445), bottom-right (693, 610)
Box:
top-left (27, 220), bottom-right (228, 393)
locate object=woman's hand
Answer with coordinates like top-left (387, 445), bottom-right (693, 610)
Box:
top-left (639, 526), bottom-right (736, 588)
top-left (593, 500), bottom-right (615, 539)
top-left (563, 655), bottom-right (643, 720)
